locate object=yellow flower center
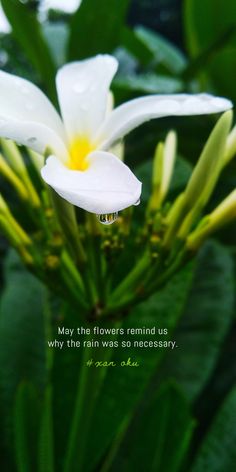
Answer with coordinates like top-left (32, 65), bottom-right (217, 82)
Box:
top-left (67, 136), bottom-right (95, 171)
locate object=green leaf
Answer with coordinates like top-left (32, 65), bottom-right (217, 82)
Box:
top-left (1, 0), bottom-right (57, 104)
top-left (184, 0), bottom-right (236, 102)
top-left (14, 382), bottom-right (40, 472)
top-left (156, 241), bottom-right (235, 402)
top-left (120, 26), bottom-right (153, 66)
top-left (135, 26), bottom-right (187, 75)
top-left (181, 26), bottom-right (236, 81)
top-left (108, 382), bottom-right (195, 472)
top-left (42, 23), bottom-right (69, 68)
top-left (67, 0), bottom-right (130, 60)
top-left (83, 263), bottom-right (194, 471)
top-left (38, 387), bottom-right (54, 472)
top-left (191, 385), bottom-right (236, 472)
top-left (0, 251), bottom-right (47, 447)
top-left (113, 73), bottom-right (183, 97)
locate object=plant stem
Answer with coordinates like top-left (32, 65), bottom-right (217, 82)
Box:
top-left (102, 251), bottom-right (188, 318)
top-left (108, 251), bottom-right (151, 303)
top-left (38, 292), bottom-right (55, 472)
top-left (64, 325), bottom-right (119, 472)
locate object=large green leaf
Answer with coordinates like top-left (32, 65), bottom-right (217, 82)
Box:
top-left (184, 0), bottom-right (236, 103)
top-left (67, 0), bottom-right (130, 60)
top-left (0, 251), bottom-right (47, 452)
top-left (191, 385), bottom-right (236, 472)
top-left (1, 0), bottom-right (57, 104)
top-left (83, 262), bottom-right (194, 471)
top-left (42, 23), bottom-right (69, 68)
top-left (113, 72), bottom-right (183, 98)
top-left (109, 383), bottom-right (195, 472)
top-left (156, 241), bottom-right (235, 402)
top-left (13, 382), bottom-right (40, 472)
top-left (135, 26), bottom-right (187, 75)
top-left (121, 26), bottom-right (153, 66)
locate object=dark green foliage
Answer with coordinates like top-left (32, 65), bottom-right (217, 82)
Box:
top-left (191, 386), bottom-right (236, 472)
top-left (83, 263), bottom-right (194, 471)
top-left (67, 0), bottom-right (130, 60)
top-left (0, 251), bottom-right (46, 469)
top-left (14, 382), bottom-right (40, 472)
top-left (156, 241), bottom-right (235, 402)
top-left (1, 0), bottom-right (57, 103)
top-left (110, 382), bottom-right (195, 472)
top-left (184, 0), bottom-right (236, 104)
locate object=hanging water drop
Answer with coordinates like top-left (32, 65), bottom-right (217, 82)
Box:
top-left (134, 199), bottom-right (140, 206)
top-left (96, 212), bottom-right (118, 225)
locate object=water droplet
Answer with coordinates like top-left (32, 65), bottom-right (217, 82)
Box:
top-left (73, 83), bottom-right (87, 94)
top-left (134, 199), bottom-right (140, 206)
top-left (96, 212), bottom-right (118, 225)
top-left (27, 137), bottom-right (37, 144)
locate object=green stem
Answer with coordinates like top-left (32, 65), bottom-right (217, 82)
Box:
top-left (38, 293), bottom-right (54, 472)
top-left (108, 252), bottom-right (151, 303)
top-left (60, 250), bottom-right (99, 314)
top-left (85, 213), bottom-right (107, 306)
top-left (100, 415), bottom-right (131, 472)
top-left (64, 340), bottom-right (95, 472)
top-left (64, 324), bottom-right (119, 472)
top-left (103, 251), bottom-right (187, 318)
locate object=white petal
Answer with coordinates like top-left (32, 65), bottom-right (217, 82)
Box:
top-left (0, 70), bottom-right (65, 137)
top-left (41, 151), bottom-right (141, 214)
top-left (0, 118), bottom-right (68, 160)
top-left (0, 70), bottom-right (68, 159)
top-left (56, 55), bottom-right (118, 142)
top-left (96, 93), bottom-right (233, 149)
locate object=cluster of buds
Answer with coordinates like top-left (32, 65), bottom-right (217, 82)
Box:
top-left (0, 110), bottom-right (235, 320)
top-left (146, 111), bottom-right (236, 254)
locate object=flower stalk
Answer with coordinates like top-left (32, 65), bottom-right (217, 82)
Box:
top-left (1, 139), bottom-right (41, 208)
top-left (187, 190), bottom-right (236, 250)
top-left (0, 153), bottom-right (29, 200)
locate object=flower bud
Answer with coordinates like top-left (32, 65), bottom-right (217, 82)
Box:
top-left (187, 190), bottom-right (236, 250)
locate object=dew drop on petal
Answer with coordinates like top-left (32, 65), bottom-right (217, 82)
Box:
top-left (134, 199), bottom-right (140, 206)
top-left (27, 137), bottom-right (37, 144)
top-left (96, 212), bottom-right (118, 225)
top-left (73, 83), bottom-right (88, 94)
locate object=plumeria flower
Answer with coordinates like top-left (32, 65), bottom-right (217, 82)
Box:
top-left (0, 55), bottom-right (232, 217)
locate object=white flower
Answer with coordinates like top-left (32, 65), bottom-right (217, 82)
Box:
top-left (0, 55), bottom-right (232, 215)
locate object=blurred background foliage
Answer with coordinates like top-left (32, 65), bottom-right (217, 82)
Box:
top-left (0, 1), bottom-right (236, 471)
